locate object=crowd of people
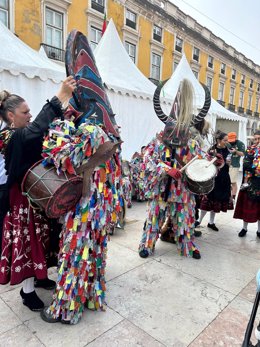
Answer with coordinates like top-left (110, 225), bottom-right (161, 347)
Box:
top-left (0, 31), bottom-right (260, 326)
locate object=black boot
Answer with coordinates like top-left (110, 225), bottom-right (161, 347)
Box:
top-left (34, 278), bottom-right (56, 290)
top-left (20, 289), bottom-right (44, 311)
top-left (139, 249), bottom-right (149, 258)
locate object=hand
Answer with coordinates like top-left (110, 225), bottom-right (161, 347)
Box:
top-left (167, 168), bottom-right (182, 180)
top-left (56, 75), bottom-right (77, 106)
top-left (214, 153), bottom-right (224, 168)
top-left (229, 148), bottom-right (236, 154)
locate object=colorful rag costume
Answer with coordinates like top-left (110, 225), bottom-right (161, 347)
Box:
top-left (43, 30), bottom-right (121, 324)
top-left (138, 79), bottom-right (211, 259)
top-left (0, 97), bottom-right (63, 284)
top-left (130, 155), bottom-right (146, 201)
top-left (139, 134), bottom-right (204, 256)
top-left (234, 144), bottom-right (260, 222)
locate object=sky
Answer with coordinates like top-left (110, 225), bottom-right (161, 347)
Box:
top-left (169, 0), bottom-right (260, 66)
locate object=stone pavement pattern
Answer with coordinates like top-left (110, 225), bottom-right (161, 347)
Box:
top-left (1, 201), bottom-right (260, 347)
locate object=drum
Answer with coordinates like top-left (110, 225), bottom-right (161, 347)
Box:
top-left (22, 160), bottom-right (83, 218)
top-left (184, 158), bottom-right (217, 195)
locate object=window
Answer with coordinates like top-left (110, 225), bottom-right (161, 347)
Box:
top-left (220, 63), bottom-right (226, 75)
top-left (247, 94), bottom-right (252, 110)
top-left (175, 37), bottom-right (183, 53)
top-left (229, 87), bottom-right (235, 104)
top-left (231, 69), bottom-right (236, 80)
top-left (206, 76), bottom-right (212, 92)
top-left (255, 98), bottom-right (259, 112)
top-left (250, 79), bottom-right (254, 89)
top-left (45, 7), bottom-right (63, 49)
top-left (153, 25), bottom-right (162, 43)
top-left (258, 83), bottom-right (260, 92)
top-left (90, 26), bottom-right (102, 51)
top-left (208, 56), bottom-right (214, 69)
top-left (126, 9), bottom-right (136, 30)
top-left (239, 90), bottom-right (244, 107)
top-left (192, 70), bottom-right (198, 79)
top-left (241, 74), bottom-right (245, 85)
top-left (151, 52), bottom-right (161, 81)
top-left (218, 82), bottom-right (224, 101)
top-left (193, 47), bottom-right (200, 62)
top-left (0, 0), bottom-right (9, 27)
top-left (91, 0), bottom-right (105, 14)
top-left (125, 41), bottom-right (136, 63)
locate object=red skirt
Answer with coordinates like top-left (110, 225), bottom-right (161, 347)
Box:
top-left (234, 191), bottom-right (260, 223)
top-left (0, 183), bottom-right (51, 285)
top-left (200, 195), bottom-right (233, 213)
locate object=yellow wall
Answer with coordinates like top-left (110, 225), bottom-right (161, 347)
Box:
top-left (162, 31), bottom-right (174, 79)
top-left (15, 0), bottom-right (41, 50)
top-left (68, 1), bottom-right (87, 34)
top-left (138, 18), bottom-right (152, 77)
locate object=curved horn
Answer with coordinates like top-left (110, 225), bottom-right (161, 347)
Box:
top-left (193, 84), bottom-right (211, 124)
top-left (153, 79), bottom-right (169, 124)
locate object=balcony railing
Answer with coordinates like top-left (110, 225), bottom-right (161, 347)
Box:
top-left (91, 0), bottom-right (104, 13)
top-left (40, 43), bottom-right (65, 62)
top-left (126, 18), bottom-right (136, 30)
top-left (228, 103), bottom-right (235, 112)
top-left (153, 33), bottom-right (162, 42)
top-left (254, 112), bottom-right (259, 117)
top-left (238, 106), bottom-right (245, 114)
top-left (217, 100), bottom-right (225, 107)
top-left (149, 77), bottom-right (159, 86)
top-left (246, 109), bottom-right (252, 116)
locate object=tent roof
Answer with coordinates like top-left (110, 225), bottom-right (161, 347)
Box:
top-left (94, 19), bottom-right (157, 100)
top-left (162, 55), bottom-right (247, 123)
top-left (0, 21), bottom-right (65, 83)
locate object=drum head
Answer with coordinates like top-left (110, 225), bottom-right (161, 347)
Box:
top-left (46, 176), bottom-right (83, 218)
top-left (185, 159), bottom-right (217, 182)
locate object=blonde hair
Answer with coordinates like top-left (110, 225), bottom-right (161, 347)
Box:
top-left (176, 79), bottom-right (194, 129)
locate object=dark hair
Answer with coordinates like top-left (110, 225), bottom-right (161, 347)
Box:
top-left (254, 130), bottom-right (260, 136)
top-left (0, 90), bottom-right (25, 124)
top-left (215, 130), bottom-right (227, 141)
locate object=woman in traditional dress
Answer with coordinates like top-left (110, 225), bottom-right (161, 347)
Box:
top-left (196, 130), bottom-right (233, 231)
top-left (234, 130), bottom-right (260, 237)
top-left (0, 76), bottom-right (76, 311)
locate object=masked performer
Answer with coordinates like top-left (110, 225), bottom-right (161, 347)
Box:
top-left (40, 30), bottom-right (121, 324)
top-left (138, 79), bottom-right (213, 260)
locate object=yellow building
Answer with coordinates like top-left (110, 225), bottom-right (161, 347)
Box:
top-left (1, 0), bottom-right (260, 133)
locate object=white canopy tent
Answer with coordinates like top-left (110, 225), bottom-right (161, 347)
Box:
top-left (0, 21), bottom-right (65, 117)
top-left (94, 19), bottom-right (171, 160)
top-left (162, 55), bottom-right (247, 146)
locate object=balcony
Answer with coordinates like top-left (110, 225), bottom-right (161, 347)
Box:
top-left (228, 103), bottom-right (236, 112)
top-left (91, 0), bottom-right (104, 13)
top-left (246, 109), bottom-right (252, 116)
top-left (126, 18), bottom-right (136, 30)
top-left (149, 77), bottom-right (159, 86)
top-left (254, 112), bottom-right (259, 117)
top-left (238, 106), bottom-right (245, 114)
top-left (40, 43), bottom-right (65, 62)
top-left (153, 33), bottom-right (162, 43)
top-left (217, 100), bottom-right (225, 107)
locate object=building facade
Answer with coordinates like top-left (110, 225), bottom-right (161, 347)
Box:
top-left (1, 0), bottom-right (260, 135)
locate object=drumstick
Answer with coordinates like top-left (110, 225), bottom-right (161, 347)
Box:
top-left (205, 157), bottom-right (217, 168)
top-left (180, 155), bottom-right (198, 172)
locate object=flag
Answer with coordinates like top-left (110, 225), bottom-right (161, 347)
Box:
top-left (101, 12), bottom-right (107, 36)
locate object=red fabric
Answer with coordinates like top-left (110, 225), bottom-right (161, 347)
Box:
top-left (234, 190), bottom-right (260, 223)
top-left (101, 13), bottom-right (107, 36)
top-left (0, 183), bottom-right (51, 285)
top-left (167, 168), bottom-right (182, 180)
top-left (200, 195), bottom-right (233, 213)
